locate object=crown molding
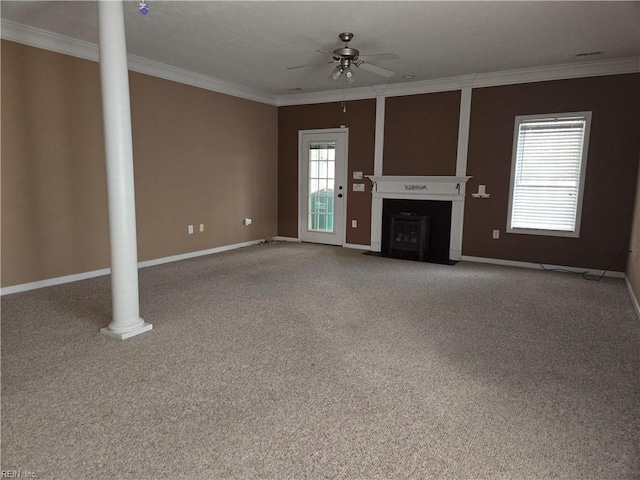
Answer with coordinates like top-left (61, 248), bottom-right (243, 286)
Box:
top-left (126, 56), bottom-right (278, 105)
top-left (469, 56), bottom-right (640, 89)
top-left (3, 19), bottom-right (638, 108)
top-left (275, 85), bottom-right (381, 106)
top-left (1, 19), bottom-right (278, 106)
top-left (1, 19), bottom-right (99, 61)
top-left (276, 58), bottom-right (639, 105)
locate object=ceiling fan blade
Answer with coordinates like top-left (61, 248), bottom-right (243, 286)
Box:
top-left (358, 61), bottom-right (395, 78)
top-left (287, 60), bottom-right (336, 70)
top-left (316, 49), bottom-right (339, 57)
top-left (358, 53), bottom-right (399, 61)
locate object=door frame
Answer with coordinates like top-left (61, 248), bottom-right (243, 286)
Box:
top-left (298, 128), bottom-right (349, 246)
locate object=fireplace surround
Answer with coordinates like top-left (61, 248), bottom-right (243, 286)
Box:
top-left (367, 175), bottom-right (471, 261)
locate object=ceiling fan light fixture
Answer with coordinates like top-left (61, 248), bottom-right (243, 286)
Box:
top-left (331, 67), bottom-right (343, 81)
top-left (343, 66), bottom-right (355, 84)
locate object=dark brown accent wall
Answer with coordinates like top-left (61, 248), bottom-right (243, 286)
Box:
top-left (383, 91), bottom-right (461, 175)
top-left (464, 74), bottom-right (640, 271)
top-left (277, 100), bottom-right (376, 245)
top-left (1, 40), bottom-right (278, 287)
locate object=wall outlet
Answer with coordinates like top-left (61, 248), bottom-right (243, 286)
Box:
top-left (353, 183), bottom-right (365, 192)
top-left (492, 229), bottom-right (500, 239)
top-left (188, 225), bottom-right (194, 234)
top-left (352, 220), bottom-right (357, 228)
top-left (199, 224), bottom-right (204, 232)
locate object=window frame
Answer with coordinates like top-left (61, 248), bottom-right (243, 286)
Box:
top-left (506, 111), bottom-right (592, 238)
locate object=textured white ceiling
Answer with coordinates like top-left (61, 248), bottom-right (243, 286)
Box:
top-left (2, 1), bottom-right (639, 96)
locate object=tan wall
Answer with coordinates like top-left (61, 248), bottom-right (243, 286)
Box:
top-left (463, 74), bottom-right (640, 271)
top-left (627, 159), bottom-right (640, 304)
top-left (277, 100), bottom-right (376, 245)
top-left (1, 41), bottom-right (278, 287)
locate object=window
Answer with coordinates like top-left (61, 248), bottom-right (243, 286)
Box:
top-left (507, 112), bottom-right (591, 237)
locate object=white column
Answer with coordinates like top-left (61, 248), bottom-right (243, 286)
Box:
top-left (373, 92), bottom-right (386, 176)
top-left (455, 80), bottom-right (474, 176)
top-left (453, 76), bottom-right (474, 260)
top-left (370, 89), bottom-right (386, 251)
top-left (98, 0), bottom-right (152, 339)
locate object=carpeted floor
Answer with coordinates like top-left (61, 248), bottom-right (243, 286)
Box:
top-left (2, 242), bottom-right (639, 479)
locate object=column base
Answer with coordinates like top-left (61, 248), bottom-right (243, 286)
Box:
top-left (101, 321), bottom-right (153, 340)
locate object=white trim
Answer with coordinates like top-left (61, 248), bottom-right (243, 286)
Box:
top-left (460, 255), bottom-right (624, 278)
top-left (455, 87), bottom-right (472, 177)
top-left (298, 129), bottom-right (349, 247)
top-left (127, 55), bottom-right (277, 106)
top-left (1, 19), bottom-right (99, 62)
top-left (101, 322), bottom-right (153, 340)
top-left (0, 19), bottom-right (277, 106)
top-left (374, 95), bottom-right (386, 176)
top-left (277, 57), bottom-right (639, 105)
top-left (5, 20), bottom-right (637, 107)
top-left (0, 268), bottom-right (112, 296)
top-left (367, 176), bottom-right (472, 260)
top-left (470, 57), bottom-right (640, 89)
top-left (276, 85), bottom-right (384, 106)
top-left (344, 243), bottom-right (371, 251)
top-left (506, 111), bottom-right (592, 238)
top-left (273, 236), bottom-right (301, 242)
top-left (625, 277), bottom-right (640, 321)
top-left (0, 240), bottom-right (264, 296)
top-left (136, 239), bottom-right (263, 268)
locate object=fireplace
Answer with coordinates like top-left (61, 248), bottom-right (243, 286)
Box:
top-left (383, 200), bottom-right (452, 262)
top-left (387, 213), bottom-right (430, 261)
top-left (367, 175), bottom-right (471, 261)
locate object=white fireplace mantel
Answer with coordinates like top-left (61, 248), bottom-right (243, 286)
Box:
top-left (366, 175), bottom-right (472, 260)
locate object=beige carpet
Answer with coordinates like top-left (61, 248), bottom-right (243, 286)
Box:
top-left (2, 242), bottom-right (639, 479)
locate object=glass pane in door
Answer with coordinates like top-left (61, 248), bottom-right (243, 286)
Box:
top-left (308, 142), bottom-right (336, 233)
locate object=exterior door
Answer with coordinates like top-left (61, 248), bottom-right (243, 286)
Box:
top-left (299, 129), bottom-right (348, 246)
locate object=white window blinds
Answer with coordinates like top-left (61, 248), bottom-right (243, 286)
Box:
top-left (508, 112), bottom-right (591, 237)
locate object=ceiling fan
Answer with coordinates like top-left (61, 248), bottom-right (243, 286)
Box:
top-left (287, 32), bottom-right (399, 83)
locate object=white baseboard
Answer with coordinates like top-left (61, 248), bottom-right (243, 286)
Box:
top-left (273, 236), bottom-right (300, 242)
top-left (137, 239), bottom-right (263, 268)
top-left (625, 277), bottom-right (640, 320)
top-left (344, 243), bottom-right (371, 251)
top-left (0, 268), bottom-right (112, 296)
top-left (460, 255), bottom-right (625, 279)
top-left (273, 236), bottom-right (369, 250)
top-left (1, 239), bottom-right (265, 296)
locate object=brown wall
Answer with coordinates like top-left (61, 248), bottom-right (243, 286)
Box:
top-left (3, 40), bottom-right (639, 287)
top-left (383, 91), bottom-right (460, 175)
top-left (1, 41), bottom-right (278, 287)
top-left (463, 74), bottom-right (640, 271)
top-left (277, 100), bottom-right (376, 245)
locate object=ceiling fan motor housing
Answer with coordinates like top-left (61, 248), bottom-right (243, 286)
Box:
top-left (333, 47), bottom-right (360, 59)
top-left (334, 33), bottom-right (359, 59)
